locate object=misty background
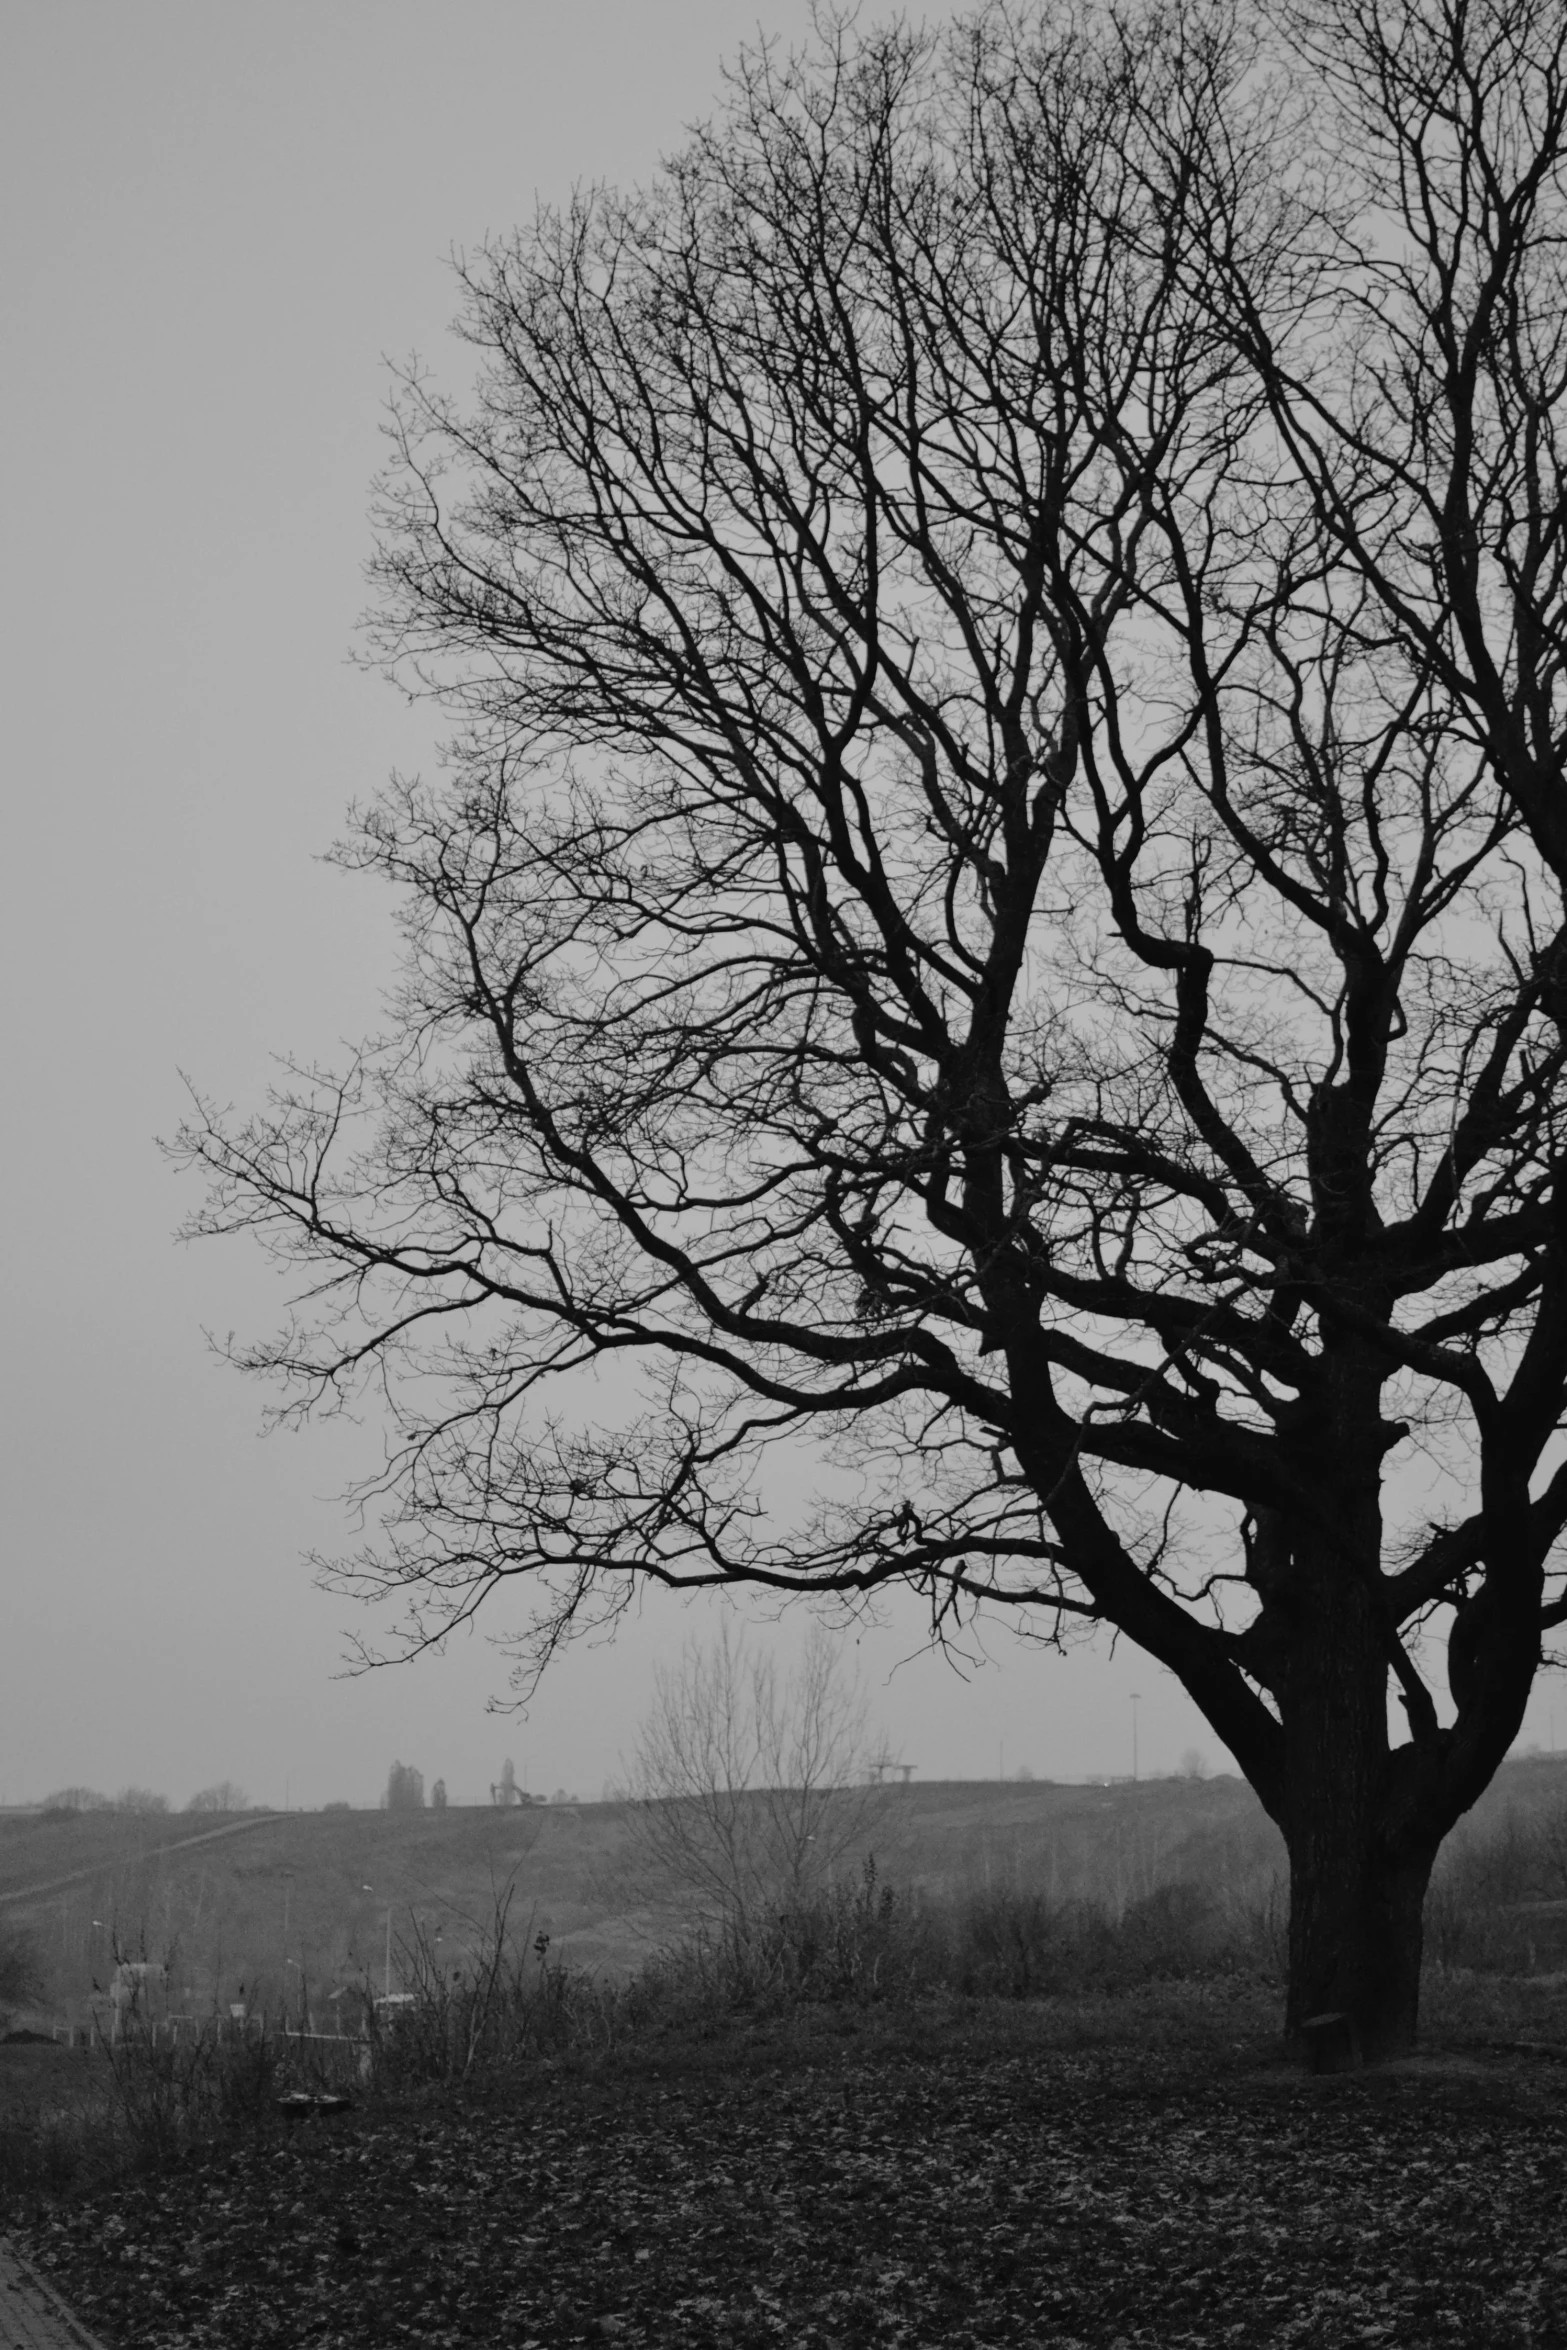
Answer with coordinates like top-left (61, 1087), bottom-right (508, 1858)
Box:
top-left (5, 0), bottom-right (1558, 1814)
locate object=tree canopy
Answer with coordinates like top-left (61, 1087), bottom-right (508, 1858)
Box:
top-left (184, 0), bottom-right (1567, 2047)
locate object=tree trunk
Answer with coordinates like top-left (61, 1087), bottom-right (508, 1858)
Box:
top-left (1284, 1821), bottom-right (1433, 2062)
top-left (1277, 1549), bottom-right (1436, 2062)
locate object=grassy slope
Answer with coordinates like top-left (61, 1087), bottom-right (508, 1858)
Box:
top-left (5, 1755), bottom-right (1564, 2024)
top-left (0, 1803), bottom-right (631, 2018)
top-left (0, 1779), bottom-right (1273, 2003)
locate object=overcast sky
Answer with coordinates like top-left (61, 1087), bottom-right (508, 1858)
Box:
top-left (5, 2), bottom-right (1555, 1814)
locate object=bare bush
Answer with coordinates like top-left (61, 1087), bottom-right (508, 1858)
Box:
top-left (1537, 1799), bottom-right (1567, 1899)
top-left (102, 2020), bottom-right (282, 2162)
top-left (367, 1884), bottom-right (639, 2086)
top-left (0, 1924), bottom-right (43, 2024)
top-left (634, 1856), bottom-right (1280, 2013)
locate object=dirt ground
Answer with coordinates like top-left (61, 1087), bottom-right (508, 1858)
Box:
top-left (6, 1990), bottom-right (1567, 2348)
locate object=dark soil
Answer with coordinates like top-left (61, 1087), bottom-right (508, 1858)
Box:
top-left (8, 1995), bottom-right (1567, 2347)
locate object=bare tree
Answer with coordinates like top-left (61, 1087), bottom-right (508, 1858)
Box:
top-left (384, 1761), bottom-right (425, 1812)
top-left (181, 0), bottom-right (1567, 2057)
top-left (621, 1624), bottom-right (887, 1944)
top-left (114, 1787), bottom-right (170, 1815)
top-left (41, 1787), bottom-right (110, 1814)
top-left (185, 1781), bottom-right (249, 1814)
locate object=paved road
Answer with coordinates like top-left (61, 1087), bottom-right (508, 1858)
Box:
top-left (0, 1811), bottom-right (283, 1910)
top-left (0, 2243), bottom-right (108, 2350)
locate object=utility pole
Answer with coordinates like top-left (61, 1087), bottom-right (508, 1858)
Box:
top-left (1131, 1693), bottom-right (1141, 1784)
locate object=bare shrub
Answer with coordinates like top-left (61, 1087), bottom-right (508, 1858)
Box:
top-left (633, 1856), bottom-right (1279, 2018)
top-left (1424, 1875), bottom-right (1476, 1975)
top-left (364, 1883), bottom-right (641, 2088)
top-left (1537, 1799), bottom-right (1567, 1899)
top-left (102, 2020), bottom-right (281, 2161)
top-left (1423, 1799), bottom-right (1567, 1979)
top-left (0, 1923), bottom-right (43, 2023)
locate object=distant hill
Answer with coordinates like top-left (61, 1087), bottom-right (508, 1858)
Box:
top-left (0, 1802), bottom-right (608, 2025)
top-left (5, 1755), bottom-right (1563, 2029)
top-left (0, 1775), bottom-right (1279, 2023)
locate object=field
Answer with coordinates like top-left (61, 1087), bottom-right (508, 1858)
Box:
top-left (0, 1772), bottom-right (1291, 2029)
top-left (6, 1755), bottom-right (1567, 2033)
top-left (0, 1799), bottom-right (647, 2021)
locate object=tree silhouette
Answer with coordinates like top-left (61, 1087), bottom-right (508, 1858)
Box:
top-left (183, 0), bottom-right (1567, 2055)
top-left (384, 1761), bottom-right (425, 1813)
top-left (622, 1623), bottom-right (887, 1947)
top-left (186, 1781), bottom-right (248, 1814)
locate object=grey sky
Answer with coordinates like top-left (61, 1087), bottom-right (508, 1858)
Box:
top-left (6, 2), bottom-right (1549, 1812)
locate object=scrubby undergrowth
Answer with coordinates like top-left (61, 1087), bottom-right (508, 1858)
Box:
top-left (4, 1850), bottom-right (1567, 2345)
top-left (5, 1842), bottom-right (1567, 2206)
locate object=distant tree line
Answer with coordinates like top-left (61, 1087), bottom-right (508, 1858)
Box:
top-left (30, 1771), bottom-right (548, 1816)
top-left (38, 1783), bottom-right (254, 1816)
top-left (40, 1786), bottom-right (171, 1815)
